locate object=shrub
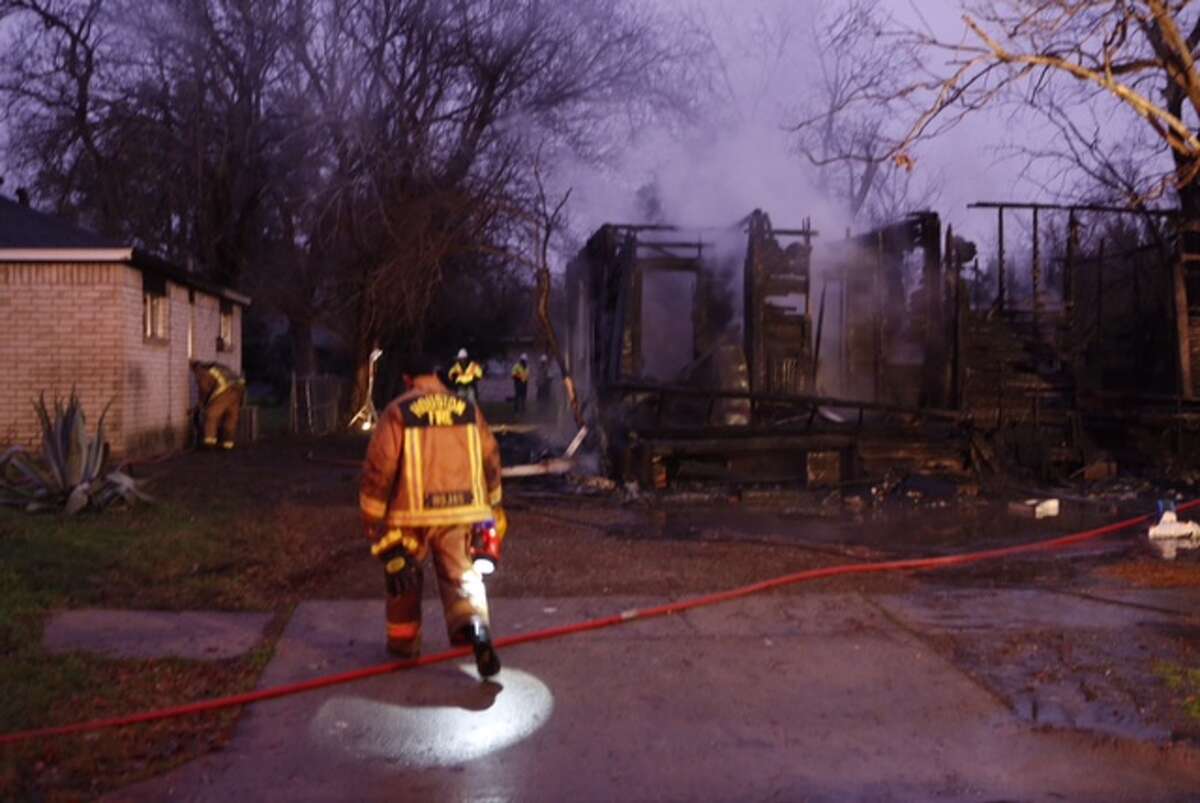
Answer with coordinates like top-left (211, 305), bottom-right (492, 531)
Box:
top-left (0, 393), bottom-right (149, 514)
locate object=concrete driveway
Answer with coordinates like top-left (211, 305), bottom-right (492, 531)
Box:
top-left (107, 594), bottom-right (1200, 803)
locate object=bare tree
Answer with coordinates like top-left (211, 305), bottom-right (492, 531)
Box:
top-left (284, 0), bottom-right (704, 408)
top-left (478, 154), bottom-right (582, 426)
top-left (861, 2), bottom-right (1200, 394)
top-left (878, 4), bottom-right (1200, 215)
top-left (789, 0), bottom-right (940, 225)
top-left (0, 0), bottom-right (128, 231)
top-left (1, 0), bottom-right (705, 416)
top-left (0, 0), bottom-right (292, 288)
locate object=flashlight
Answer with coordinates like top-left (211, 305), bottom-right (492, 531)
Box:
top-left (471, 520), bottom-right (501, 575)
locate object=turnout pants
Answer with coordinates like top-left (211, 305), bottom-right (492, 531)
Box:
top-left (202, 386), bottom-right (245, 449)
top-left (512, 379), bottom-right (528, 414)
top-left (385, 525), bottom-right (490, 656)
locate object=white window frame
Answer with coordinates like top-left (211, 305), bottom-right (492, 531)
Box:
top-left (218, 301), bottom-right (234, 352)
top-left (143, 290), bottom-right (169, 341)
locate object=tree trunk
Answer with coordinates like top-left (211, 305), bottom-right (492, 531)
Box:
top-left (1174, 180), bottom-right (1200, 397)
top-left (535, 265), bottom-right (585, 428)
top-left (349, 327), bottom-right (379, 420)
top-left (348, 262), bottom-right (379, 418)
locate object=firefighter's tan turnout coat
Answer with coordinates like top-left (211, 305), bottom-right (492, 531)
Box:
top-left (359, 375), bottom-right (503, 653)
top-left (192, 362), bottom-right (245, 449)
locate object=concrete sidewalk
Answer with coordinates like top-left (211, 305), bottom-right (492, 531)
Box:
top-left (109, 594), bottom-right (1200, 803)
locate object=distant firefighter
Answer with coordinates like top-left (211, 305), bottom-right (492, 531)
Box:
top-left (191, 361), bottom-right (246, 450)
top-left (511, 353), bottom-right (529, 415)
top-left (448, 347), bottom-right (483, 404)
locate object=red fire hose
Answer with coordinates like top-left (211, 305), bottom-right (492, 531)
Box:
top-left (1, 501), bottom-right (1190, 745)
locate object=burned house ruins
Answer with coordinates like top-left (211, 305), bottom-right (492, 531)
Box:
top-left (565, 203), bottom-right (1200, 489)
top-left (566, 209), bottom-right (960, 487)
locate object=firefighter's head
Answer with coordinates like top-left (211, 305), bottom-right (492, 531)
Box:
top-left (456, 348), bottom-right (468, 361)
top-left (398, 352), bottom-right (440, 389)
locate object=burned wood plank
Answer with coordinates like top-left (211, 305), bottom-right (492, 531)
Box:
top-left (610, 382), bottom-right (967, 421)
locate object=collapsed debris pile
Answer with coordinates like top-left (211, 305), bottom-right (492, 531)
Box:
top-left (553, 203), bottom-right (1200, 505)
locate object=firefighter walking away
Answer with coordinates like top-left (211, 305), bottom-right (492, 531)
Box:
top-left (191, 361), bottom-right (246, 450)
top-left (359, 352), bottom-right (506, 678)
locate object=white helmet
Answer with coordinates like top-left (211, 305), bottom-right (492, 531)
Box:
top-left (520, 353), bottom-right (528, 361)
top-left (457, 348), bottom-right (468, 360)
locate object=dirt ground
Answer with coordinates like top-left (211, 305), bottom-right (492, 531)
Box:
top-left (160, 434), bottom-right (1200, 745)
top-left (8, 432), bottom-right (1200, 800)
top-left (188, 433), bottom-right (1200, 747)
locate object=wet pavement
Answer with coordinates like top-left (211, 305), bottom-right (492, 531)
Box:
top-left (877, 587), bottom-right (1200, 743)
top-left (107, 593), bottom-right (1200, 803)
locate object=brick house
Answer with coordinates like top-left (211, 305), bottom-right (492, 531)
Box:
top-left (0, 195), bottom-right (250, 456)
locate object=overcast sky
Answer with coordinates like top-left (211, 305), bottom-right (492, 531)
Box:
top-left (546, 0), bottom-right (1044, 255)
top-left (0, 1), bottom-right (1143, 253)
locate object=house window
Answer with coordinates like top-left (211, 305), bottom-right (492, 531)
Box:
top-left (218, 300), bottom-right (234, 352)
top-left (143, 274), bottom-right (169, 341)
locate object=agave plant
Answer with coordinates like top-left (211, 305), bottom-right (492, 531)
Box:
top-left (0, 392), bottom-right (150, 514)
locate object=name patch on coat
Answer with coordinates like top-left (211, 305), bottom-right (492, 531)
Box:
top-left (404, 394), bottom-right (473, 427)
top-left (425, 491), bottom-right (473, 508)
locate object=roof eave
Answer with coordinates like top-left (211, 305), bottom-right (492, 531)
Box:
top-left (0, 247), bottom-right (252, 307)
top-left (0, 247), bottom-right (134, 262)
top-left (130, 249), bottom-right (251, 307)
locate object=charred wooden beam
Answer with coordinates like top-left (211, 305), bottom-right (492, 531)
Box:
top-left (1032, 207), bottom-right (1041, 344)
top-left (609, 382), bottom-right (967, 421)
top-left (634, 240), bottom-right (709, 250)
top-left (997, 207), bottom-right (1006, 313)
top-left (969, 201), bottom-right (1179, 216)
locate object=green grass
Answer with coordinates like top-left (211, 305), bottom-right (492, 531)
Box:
top-left (1154, 661), bottom-right (1200, 723)
top-left (0, 433), bottom-right (367, 800)
top-left (0, 502), bottom-right (277, 613)
top-left (0, 496), bottom-right (288, 801)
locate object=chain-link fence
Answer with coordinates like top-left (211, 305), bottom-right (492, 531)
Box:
top-left (289, 373), bottom-right (349, 436)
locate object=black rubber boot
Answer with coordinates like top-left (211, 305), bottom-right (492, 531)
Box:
top-left (386, 638), bottom-right (420, 660)
top-left (466, 620), bottom-right (500, 678)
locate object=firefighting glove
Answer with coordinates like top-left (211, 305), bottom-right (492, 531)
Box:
top-left (371, 531), bottom-right (421, 596)
top-left (379, 544), bottom-right (420, 597)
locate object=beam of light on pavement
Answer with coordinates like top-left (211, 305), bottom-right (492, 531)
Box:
top-left (309, 665), bottom-right (554, 767)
